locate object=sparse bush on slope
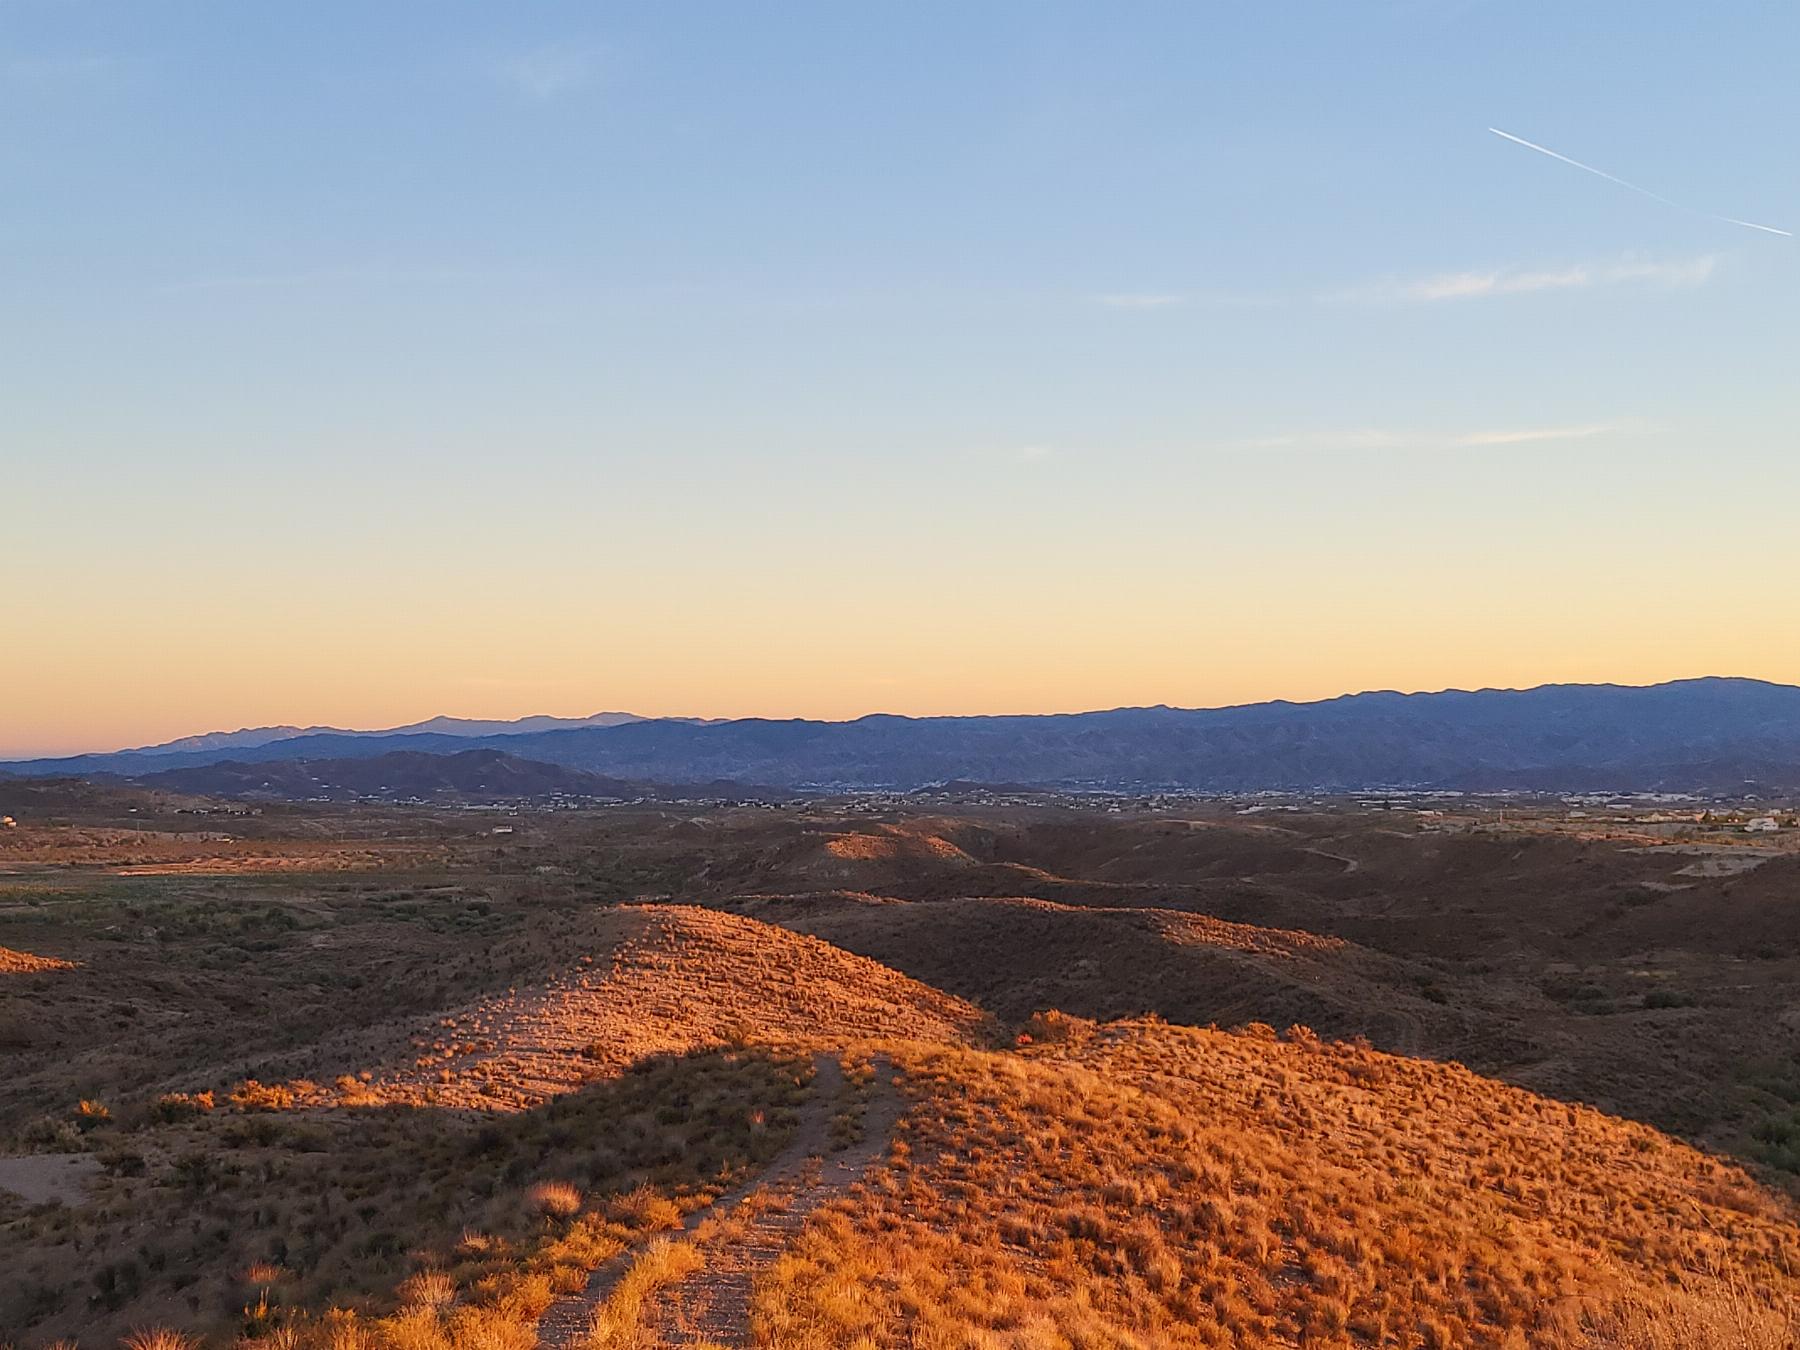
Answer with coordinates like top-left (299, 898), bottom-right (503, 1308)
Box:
top-left (0, 1050), bottom-right (812, 1348)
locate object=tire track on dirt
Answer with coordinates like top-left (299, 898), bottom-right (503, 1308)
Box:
top-left (535, 1052), bottom-right (899, 1348)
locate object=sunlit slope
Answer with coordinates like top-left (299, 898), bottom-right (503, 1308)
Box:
top-left (271, 903), bottom-right (992, 1109)
top-left (760, 1017), bottom-right (1800, 1348)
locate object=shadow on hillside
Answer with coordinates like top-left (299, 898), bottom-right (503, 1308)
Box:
top-left (0, 1044), bottom-right (818, 1347)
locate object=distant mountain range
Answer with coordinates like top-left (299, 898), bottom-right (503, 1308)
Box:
top-left (124, 711), bottom-right (674, 757)
top-left (8, 678), bottom-right (1800, 794)
top-left (136, 749), bottom-right (652, 804)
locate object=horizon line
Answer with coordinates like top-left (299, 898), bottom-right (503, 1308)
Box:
top-left (3, 673), bottom-right (1785, 764)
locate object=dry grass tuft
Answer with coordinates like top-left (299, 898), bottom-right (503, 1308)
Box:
top-left (120, 1331), bottom-right (200, 1350)
top-left (397, 1268), bottom-right (457, 1310)
top-left (585, 1238), bottom-right (705, 1349)
top-left (527, 1180), bottom-right (584, 1220)
top-left (242, 1261), bottom-right (287, 1287)
top-left (609, 1183), bottom-right (683, 1232)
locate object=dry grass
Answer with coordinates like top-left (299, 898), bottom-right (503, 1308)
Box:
top-left (528, 1181), bottom-right (584, 1219)
top-left (1579, 1280), bottom-right (1800, 1349)
top-left (0, 1049), bottom-right (812, 1346)
top-left (822, 825), bottom-right (975, 866)
top-left (397, 1269), bottom-right (457, 1310)
top-left (11, 802), bottom-right (1800, 1348)
top-left (782, 893), bottom-right (1457, 1055)
top-left (120, 1331), bottom-right (201, 1350)
top-left (0, 944), bottom-right (78, 974)
top-left (585, 1238), bottom-right (705, 1348)
top-left (158, 904), bottom-right (991, 1114)
top-left (752, 1019), bottom-right (1800, 1348)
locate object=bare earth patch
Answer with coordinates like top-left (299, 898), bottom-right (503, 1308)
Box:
top-left (0, 1153), bottom-right (100, 1205)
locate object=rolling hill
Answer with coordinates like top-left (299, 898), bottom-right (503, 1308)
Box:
top-left (8, 895), bottom-right (1798, 1348)
top-left (760, 1019), bottom-right (1800, 1348)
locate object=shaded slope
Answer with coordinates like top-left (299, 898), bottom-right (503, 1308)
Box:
top-left (764, 894), bottom-right (1455, 1055)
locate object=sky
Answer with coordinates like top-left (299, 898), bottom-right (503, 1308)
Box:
top-left (3, 1), bottom-right (1798, 757)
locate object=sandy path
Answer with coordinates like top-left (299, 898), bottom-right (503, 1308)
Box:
top-left (645, 1055), bottom-right (900, 1346)
top-left (535, 1052), bottom-right (899, 1349)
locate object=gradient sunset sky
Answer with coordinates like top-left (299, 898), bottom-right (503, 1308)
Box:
top-left (5, 2), bottom-right (1798, 757)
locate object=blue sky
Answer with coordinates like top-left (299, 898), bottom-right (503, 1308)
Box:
top-left (3, 2), bottom-right (1797, 753)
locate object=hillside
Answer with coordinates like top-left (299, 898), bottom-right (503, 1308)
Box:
top-left (765, 893), bottom-right (1457, 1053)
top-left (756, 1019), bottom-right (1800, 1347)
top-left (0, 904), bottom-right (990, 1345)
top-left (7, 799), bottom-right (1800, 1347)
top-left (10, 894), bottom-right (1799, 1349)
top-left (268, 903), bottom-right (993, 1110)
top-left (12, 677), bottom-right (1800, 792)
top-left (136, 748), bottom-right (656, 804)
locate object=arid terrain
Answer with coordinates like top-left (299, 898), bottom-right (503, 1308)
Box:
top-left (4, 782), bottom-right (1800, 1347)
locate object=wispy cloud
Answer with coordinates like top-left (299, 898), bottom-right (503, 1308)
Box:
top-left (1452, 423), bottom-right (1622, 447)
top-left (1005, 444), bottom-right (1056, 464)
top-left (1332, 254), bottom-right (1717, 304)
top-left (1229, 423), bottom-right (1640, 453)
top-left (499, 42), bottom-right (605, 101)
top-left (1094, 293), bottom-right (1184, 310)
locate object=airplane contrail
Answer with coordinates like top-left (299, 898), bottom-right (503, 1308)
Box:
top-left (1488, 127), bottom-right (1791, 237)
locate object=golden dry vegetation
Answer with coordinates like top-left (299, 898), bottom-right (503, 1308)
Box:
top-left (1, 1047), bottom-right (814, 1346)
top-left (0, 945), bottom-right (76, 975)
top-left (280, 904), bottom-right (990, 1111)
top-left (755, 1017), bottom-right (1800, 1348)
top-left (8, 792), bottom-right (1800, 1348)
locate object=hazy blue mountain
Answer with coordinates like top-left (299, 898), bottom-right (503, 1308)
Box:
top-left (370, 713), bottom-right (657, 738)
top-left (138, 749), bottom-right (643, 802)
top-left (49, 712), bottom-right (667, 770)
top-left (125, 725), bottom-right (319, 755)
top-left (11, 678), bottom-right (1800, 793)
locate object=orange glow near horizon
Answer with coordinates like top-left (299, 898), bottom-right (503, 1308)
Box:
top-left (12, 464), bottom-right (1799, 759)
top-left (11, 592), bottom-right (1798, 759)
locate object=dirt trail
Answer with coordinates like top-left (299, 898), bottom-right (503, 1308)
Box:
top-left (535, 1052), bottom-right (900, 1349)
top-left (1301, 846), bottom-right (1361, 876)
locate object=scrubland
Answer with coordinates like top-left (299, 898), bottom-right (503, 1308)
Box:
top-left (2, 1048), bottom-right (812, 1345)
top-left (753, 1015), bottom-right (1800, 1348)
top-left (6, 794), bottom-right (1800, 1347)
